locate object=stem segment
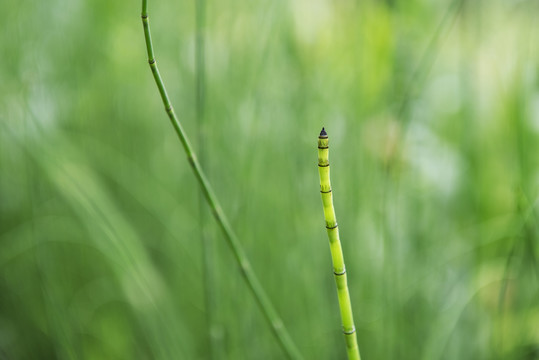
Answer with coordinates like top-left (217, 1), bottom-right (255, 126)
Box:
top-left (317, 128), bottom-right (361, 360)
top-left (140, 2), bottom-right (302, 359)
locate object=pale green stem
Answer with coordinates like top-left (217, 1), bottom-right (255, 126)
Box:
top-left (317, 128), bottom-right (361, 360)
top-left (140, 2), bottom-right (302, 359)
top-left (194, 0), bottom-right (222, 357)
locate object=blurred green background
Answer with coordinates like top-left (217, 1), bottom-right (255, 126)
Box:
top-left (1, 0), bottom-right (538, 359)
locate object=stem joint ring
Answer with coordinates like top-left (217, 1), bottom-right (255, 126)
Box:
top-left (334, 269), bottom-right (346, 276)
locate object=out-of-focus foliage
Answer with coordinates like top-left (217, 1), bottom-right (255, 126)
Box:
top-left (1, 0), bottom-right (538, 359)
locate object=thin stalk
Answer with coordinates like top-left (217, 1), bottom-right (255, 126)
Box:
top-left (193, 0), bottom-right (220, 357)
top-left (317, 128), bottom-right (361, 360)
top-left (140, 2), bottom-right (302, 359)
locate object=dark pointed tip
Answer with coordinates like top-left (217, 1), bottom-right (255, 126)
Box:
top-left (319, 127), bottom-right (327, 137)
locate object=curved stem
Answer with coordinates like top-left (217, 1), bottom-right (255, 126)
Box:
top-left (140, 2), bottom-right (302, 359)
top-left (317, 128), bottom-right (361, 360)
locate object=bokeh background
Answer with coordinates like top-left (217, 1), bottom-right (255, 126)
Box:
top-left (1, 0), bottom-right (538, 359)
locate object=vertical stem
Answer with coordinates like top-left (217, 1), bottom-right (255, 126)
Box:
top-left (194, 0), bottom-right (222, 358)
top-left (317, 128), bottom-right (361, 360)
top-left (140, 2), bottom-right (302, 359)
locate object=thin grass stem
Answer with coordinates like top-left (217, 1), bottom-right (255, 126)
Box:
top-left (193, 0), bottom-right (220, 357)
top-left (317, 127), bottom-right (361, 360)
top-left (140, 2), bottom-right (302, 359)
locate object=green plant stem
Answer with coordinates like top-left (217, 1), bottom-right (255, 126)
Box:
top-left (317, 128), bottom-right (361, 360)
top-left (140, 2), bottom-right (302, 359)
top-left (194, 0), bottom-right (223, 357)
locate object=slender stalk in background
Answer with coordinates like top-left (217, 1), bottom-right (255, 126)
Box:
top-left (193, 0), bottom-right (221, 357)
top-left (317, 128), bottom-right (361, 360)
top-left (140, 2), bottom-right (302, 359)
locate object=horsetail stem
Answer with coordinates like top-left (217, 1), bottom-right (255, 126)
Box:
top-left (140, 2), bottom-right (302, 359)
top-left (317, 128), bottom-right (361, 360)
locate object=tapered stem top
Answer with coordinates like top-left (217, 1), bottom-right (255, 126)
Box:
top-left (319, 127), bottom-right (328, 138)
